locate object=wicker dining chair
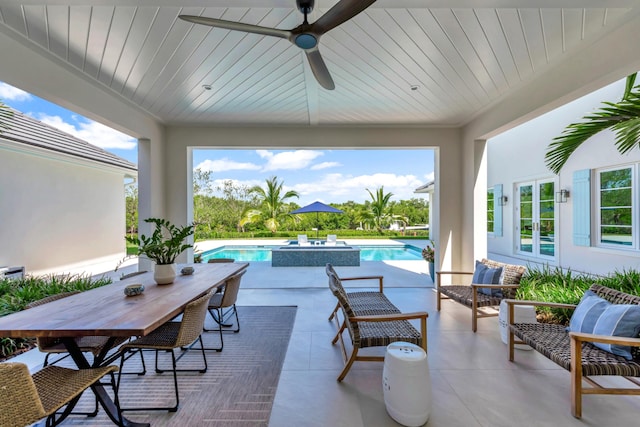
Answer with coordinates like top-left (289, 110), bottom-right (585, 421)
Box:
top-left (26, 291), bottom-right (127, 368)
top-left (202, 269), bottom-right (247, 351)
top-left (116, 288), bottom-right (216, 412)
top-left (0, 362), bottom-right (119, 427)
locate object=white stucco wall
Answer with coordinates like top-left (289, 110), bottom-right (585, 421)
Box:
top-left (488, 78), bottom-right (640, 275)
top-left (0, 142), bottom-right (128, 275)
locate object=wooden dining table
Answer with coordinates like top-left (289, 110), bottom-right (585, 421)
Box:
top-left (0, 261), bottom-right (249, 427)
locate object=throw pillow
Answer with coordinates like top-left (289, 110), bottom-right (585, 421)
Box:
top-left (472, 261), bottom-right (503, 296)
top-left (567, 290), bottom-right (610, 333)
top-left (592, 304), bottom-right (640, 360)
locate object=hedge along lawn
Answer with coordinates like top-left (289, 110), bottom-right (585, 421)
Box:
top-left (0, 273), bottom-right (112, 359)
top-left (516, 265), bottom-right (640, 325)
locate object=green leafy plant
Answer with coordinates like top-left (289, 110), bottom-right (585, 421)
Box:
top-left (125, 218), bottom-right (194, 265)
top-left (0, 273), bottom-right (111, 359)
top-left (421, 241), bottom-right (435, 263)
top-left (516, 265), bottom-right (640, 325)
top-left (545, 73), bottom-right (640, 174)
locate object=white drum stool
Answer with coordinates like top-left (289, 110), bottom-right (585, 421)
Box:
top-left (382, 342), bottom-right (431, 427)
top-left (498, 300), bottom-right (537, 349)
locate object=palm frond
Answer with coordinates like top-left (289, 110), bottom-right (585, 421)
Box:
top-left (545, 90), bottom-right (640, 174)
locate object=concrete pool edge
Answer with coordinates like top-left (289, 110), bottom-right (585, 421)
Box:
top-left (197, 240), bottom-right (425, 263)
top-left (271, 245), bottom-right (361, 267)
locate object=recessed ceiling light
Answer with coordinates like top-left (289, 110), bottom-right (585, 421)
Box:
top-left (202, 84), bottom-right (212, 90)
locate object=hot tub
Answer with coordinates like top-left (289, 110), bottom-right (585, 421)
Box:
top-left (272, 245), bottom-right (360, 267)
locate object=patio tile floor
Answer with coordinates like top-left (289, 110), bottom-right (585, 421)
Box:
top-left (13, 252), bottom-right (640, 426)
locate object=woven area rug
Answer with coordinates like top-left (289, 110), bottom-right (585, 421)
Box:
top-left (61, 305), bottom-right (296, 427)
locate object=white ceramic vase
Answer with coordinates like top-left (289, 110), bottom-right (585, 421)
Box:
top-left (154, 263), bottom-right (177, 285)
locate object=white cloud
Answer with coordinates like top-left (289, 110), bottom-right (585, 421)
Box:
top-left (35, 113), bottom-right (136, 150)
top-left (293, 173), bottom-right (426, 204)
top-left (257, 149), bottom-right (324, 171)
top-left (196, 158), bottom-right (261, 172)
top-left (423, 171), bottom-right (434, 182)
top-left (310, 161), bottom-right (341, 170)
top-left (0, 82), bottom-right (31, 101)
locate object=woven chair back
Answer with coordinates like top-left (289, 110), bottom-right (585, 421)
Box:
top-left (325, 264), bottom-right (360, 345)
top-left (0, 363), bottom-right (47, 427)
top-left (218, 269), bottom-right (246, 308)
top-left (481, 258), bottom-right (526, 299)
top-left (590, 284), bottom-right (640, 305)
top-left (175, 288), bottom-right (216, 347)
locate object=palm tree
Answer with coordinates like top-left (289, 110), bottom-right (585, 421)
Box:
top-left (241, 176), bottom-right (299, 233)
top-left (545, 73), bottom-right (640, 174)
top-left (366, 186), bottom-right (393, 233)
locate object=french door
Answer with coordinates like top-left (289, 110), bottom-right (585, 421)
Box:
top-left (516, 180), bottom-right (556, 259)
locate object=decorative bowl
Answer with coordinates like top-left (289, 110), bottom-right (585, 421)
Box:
top-left (124, 283), bottom-right (145, 296)
top-left (181, 266), bottom-right (195, 275)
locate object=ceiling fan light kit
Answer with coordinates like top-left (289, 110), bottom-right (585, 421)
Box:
top-left (179, 0), bottom-right (376, 90)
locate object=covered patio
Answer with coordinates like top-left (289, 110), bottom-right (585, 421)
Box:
top-left (13, 263), bottom-right (640, 426)
top-left (3, 2), bottom-right (640, 426)
top-left (2, 2), bottom-right (640, 274)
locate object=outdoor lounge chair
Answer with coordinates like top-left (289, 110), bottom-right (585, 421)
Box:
top-left (0, 362), bottom-right (119, 427)
top-left (326, 264), bottom-right (428, 381)
top-left (298, 234), bottom-right (311, 246)
top-left (326, 234), bottom-right (337, 246)
top-left (117, 288), bottom-right (215, 412)
top-left (436, 258), bottom-right (526, 332)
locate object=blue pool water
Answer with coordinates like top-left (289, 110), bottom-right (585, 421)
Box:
top-left (200, 244), bottom-right (423, 262)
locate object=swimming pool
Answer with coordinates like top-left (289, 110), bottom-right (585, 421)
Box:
top-left (200, 244), bottom-right (423, 262)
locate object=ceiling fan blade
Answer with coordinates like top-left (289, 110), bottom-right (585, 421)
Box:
top-left (305, 49), bottom-right (335, 90)
top-left (179, 15), bottom-right (291, 39)
top-left (311, 0), bottom-right (377, 35)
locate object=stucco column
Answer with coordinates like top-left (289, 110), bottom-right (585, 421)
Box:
top-left (137, 137), bottom-right (167, 270)
top-left (164, 138), bottom-right (192, 263)
top-left (436, 134), bottom-right (465, 276)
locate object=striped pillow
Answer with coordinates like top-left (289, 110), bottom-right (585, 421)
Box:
top-left (567, 290), bottom-right (609, 334)
top-left (472, 261), bottom-right (503, 296)
top-left (592, 304), bottom-right (640, 360)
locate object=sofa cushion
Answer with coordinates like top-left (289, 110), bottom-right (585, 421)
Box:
top-left (568, 290), bottom-right (609, 334)
top-left (472, 260), bottom-right (503, 296)
top-left (592, 304), bottom-right (640, 360)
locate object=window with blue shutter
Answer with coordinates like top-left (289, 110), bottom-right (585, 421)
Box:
top-left (573, 169), bottom-right (591, 247)
top-left (494, 184), bottom-right (503, 237)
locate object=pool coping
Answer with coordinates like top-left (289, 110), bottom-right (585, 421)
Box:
top-left (196, 238), bottom-right (427, 263)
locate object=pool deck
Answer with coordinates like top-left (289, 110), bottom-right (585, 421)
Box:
top-left (97, 238), bottom-right (433, 289)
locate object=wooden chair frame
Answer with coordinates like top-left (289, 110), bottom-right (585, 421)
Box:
top-left (506, 295), bottom-right (640, 418)
top-left (436, 259), bottom-right (525, 332)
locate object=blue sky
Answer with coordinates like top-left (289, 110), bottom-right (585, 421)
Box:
top-left (0, 81), bottom-right (434, 206)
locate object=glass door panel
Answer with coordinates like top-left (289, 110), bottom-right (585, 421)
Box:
top-left (518, 185), bottom-right (533, 253)
top-left (516, 180), bottom-right (556, 259)
top-left (539, 182), bottom-right (555, 257)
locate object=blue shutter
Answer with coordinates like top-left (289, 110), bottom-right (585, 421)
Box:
top-left (494, 184), bottom-right (503, 237)
top-left (573, 169), bottom-right (591, 246)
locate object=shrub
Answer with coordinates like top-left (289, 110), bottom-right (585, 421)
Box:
top-left (517, 265), bottom-right (640, 324)
top-left (0, 273), bottom-right (112, 359)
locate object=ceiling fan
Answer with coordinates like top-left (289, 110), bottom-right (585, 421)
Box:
top-left (179, 0), bottom-right (377, 90)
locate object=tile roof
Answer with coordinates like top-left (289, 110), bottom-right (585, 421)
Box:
top-left (0, 107), bottom-right (137, 173)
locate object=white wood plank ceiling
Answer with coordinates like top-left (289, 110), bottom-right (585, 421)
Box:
top-left (0, 1), bottom-right (636, 127)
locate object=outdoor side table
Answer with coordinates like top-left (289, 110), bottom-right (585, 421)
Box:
top-left (498, 299), bottom-right (537, 349)
top-left (382, 341), bottom-right (431, 427)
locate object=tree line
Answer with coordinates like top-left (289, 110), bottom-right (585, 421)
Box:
top-left (126, 172), bottom-right (430, 240)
